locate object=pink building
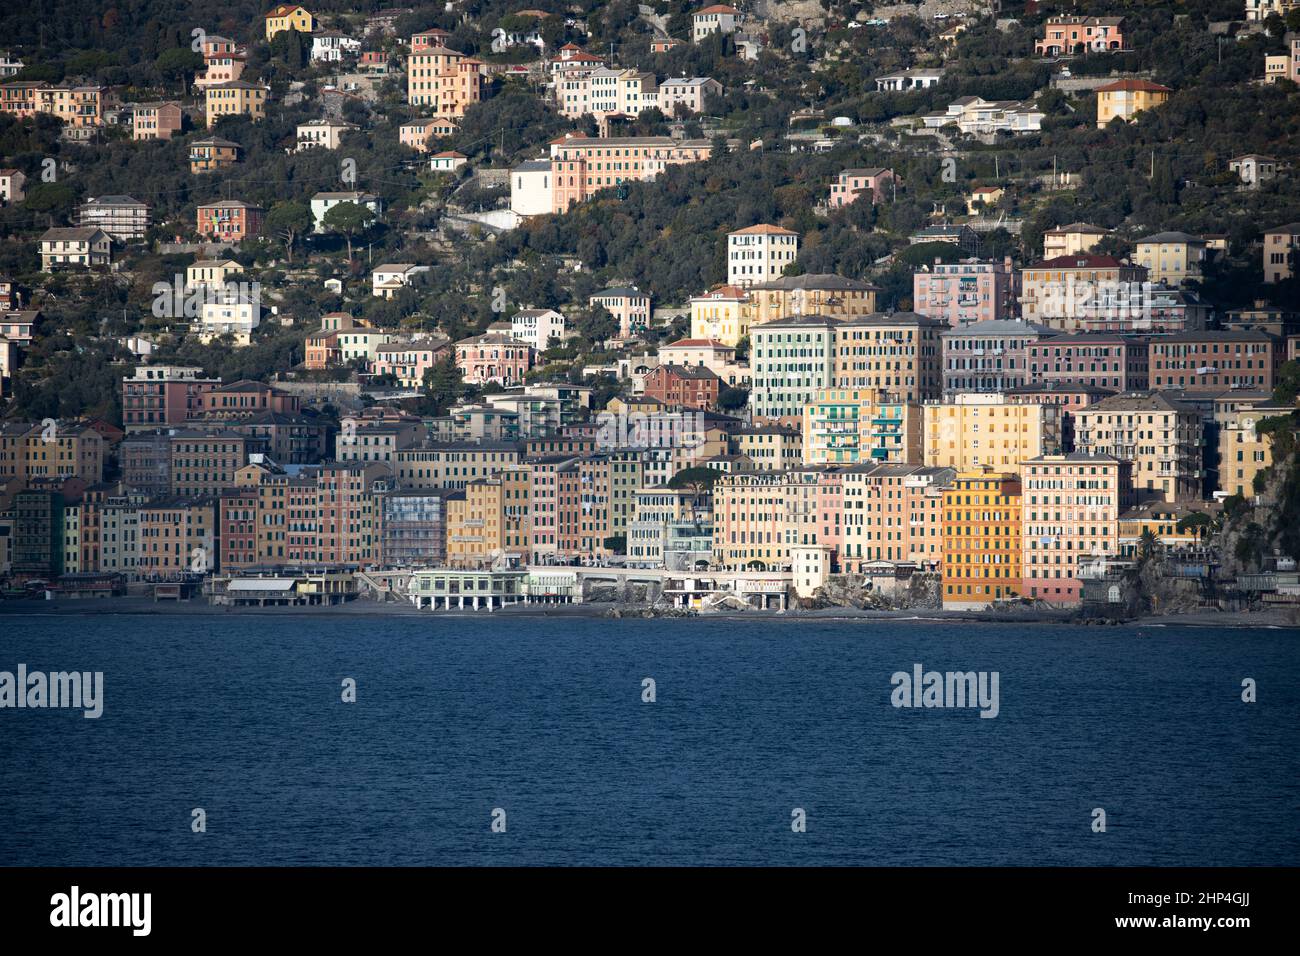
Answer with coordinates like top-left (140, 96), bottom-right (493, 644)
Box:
top-left (549, 134), bottom-right (713, 212)
top-left (1025, 334), bottom-right (1149, 392)
top-left (589, 286), bottom-right (651, 339)
top-left (195, 35), bottom-right (247, 89)
top-left (912, 257), bottom-right (1018, 327)
top-left (829, 167), bottom-right (896, 207)
top-left (1035, 16), bottom-right (1126, 56)
top-left (1020, 453), bottom-right (1133, 606)
top-left (454, 332), bottom-right (535, 386)
top-left (372, 341), bottom-right (448, 389)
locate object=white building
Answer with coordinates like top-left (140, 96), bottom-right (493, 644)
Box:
top-left (371, 263), bottom-right (429, 298)
top-left (510, 159), bottom-right (553, 216)
top-left (198, 294), bottom-right (262, 346)
top-left (186, 259), bottom-right (244, 291)
top-left (295, 118), bottom-right (357, 151)
top-left (310, 191), bottom-right (383, 233)
top-left (311, 30), bottom-right (361, 62)
top-left (875, 68), bottom-right (945, 92)
top-left (510, 308), bottom-right (566, 350)
top-left (727, 224), bottom-right (800, 288)
top-left (922, 96), bottom-right (1045, 135)
top-left (693, 5), bottom-right (739, 43)
top-left (429, 150), bottom-right (468, 172)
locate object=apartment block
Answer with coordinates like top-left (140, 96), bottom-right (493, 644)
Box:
top-left (727, 224), bottom-right (799, 288)
top-left (205, 81), bottom-right (267, 126)
top-left (941, 319), bottom-right (1057, 392)
top-left (1020, 454), bottom-right (1133, 605)
top-left (122, 366), bottom-right (221, 432)
top-left (196, 200), bottom-right (264, 242)
top-left (832, 312), bottom-right (944, 402)
top-left (942, 470), bottom-right (1022, 610)
top-left (133, 101), bottom-right (182, 141)
top-left (749, 315), bottom-right (839, 422)
top-left (1019, 255), bottom-right (1149, 331)
top-left (1074, 392), bottom-right (1202, 503)
top-left (840, 464), bottom-right (954, 571)
top-left (924, 393), bottom-right (1062, 471)
top-left (746, 274), bottom-right (879, 327)
top-left (406, 44), bottom-right (483, 120)
top-left (803, 388), bottom-right (922, 466)
top-left (315, 462), bottom-right (389, 566)
top-left (78, 195), bottom-right (149, 241)
top-left (1025, 334), bottom-right (1149, 392)
top-left (137, 497), bottom-right (216, 578)
top-left (550, 134), bottom-right (713, 212)
top-left (912, 257), bottom-right (1018, 327)
top-left (1148, 330), bottom-right (1281, 394)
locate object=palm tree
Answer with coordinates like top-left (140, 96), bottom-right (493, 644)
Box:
top-left (1138, 528), bottom-right (1158, 566)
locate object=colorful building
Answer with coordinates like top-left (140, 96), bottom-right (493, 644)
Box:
top-left (264, 4), bottom-right (316, 41)
top-left (1073, 392), bottom-right (1202, 503)
top-left (942, 470), bottom-right (1022, 610)
top-left (912, 257), bottom-right (1018, 328)
top-left (1148, 330), bottom-right (1281, 394)
top-left (802, 388), bottom-right (922, 466)
top-left (923, 393), bottom-right (1062, 471)
top-left (196, 199), bottom-right (264, 242)
top-left (1020, 453), bottom-right (1132, 605)
top-left (204, 80), bottom-right (267, 126)
top-left (1096, 79), bottom-right (1171, 128)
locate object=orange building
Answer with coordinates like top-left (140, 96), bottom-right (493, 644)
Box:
top-left (942, 470), bottom-right (1022, 610)
top-left (189, 136), bottom-right (241, 174)
top-left (406, 45), bottom-right (483, 121)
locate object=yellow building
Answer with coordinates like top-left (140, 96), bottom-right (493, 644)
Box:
top-left (923, 394), bottom-right (1061, 471)
top-left (689, 285), bottom-right (750, 346)
top-left (1118, 502), bottom-right (1199, 558)
top-left (746, 274), bottom-right (879, 327)
top-left (0, 421), bottom-right (105, 485)
top-left (1042, 222), bottom-right (1109, 259)
top-left (942, 470), bottom-right (1022, 610)
top-left (833, 312), bottom-right (945, 402)
top-left (1096, 79), bottom-right (1171, 128)
top-left (446, 470), bottom-right (531, 566)
top-left (137, 497), bottom-right (217, 577)
top-left (731, 425), bottom-right (802, 471)
top-left (1216, 399), bottom-right (1293, 497)
top-left (264, 4), bottom-right (316, 41)
top-left (205, 81), bottom-right (267, 127)
top-left (1133, 231), bottom-right (1206, 285)
top-left (802, 388), bottom-right (922, 466)
top-left (966, 185), bottom-right (1004, 215)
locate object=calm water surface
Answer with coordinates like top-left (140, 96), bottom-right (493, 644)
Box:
top-left (1, 613), bottom-right (1296, 865)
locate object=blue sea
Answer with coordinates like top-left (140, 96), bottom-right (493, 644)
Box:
top-left (1, 613), bottom-right (1296, 866)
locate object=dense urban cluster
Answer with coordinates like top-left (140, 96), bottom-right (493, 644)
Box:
top-left (0, 1), bottom-right (1298, 614)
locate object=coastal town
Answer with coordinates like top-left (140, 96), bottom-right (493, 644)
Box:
top-left (0, 1), bottom-right (1298, 620)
